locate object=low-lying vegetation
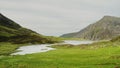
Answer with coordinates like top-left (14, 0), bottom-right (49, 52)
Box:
top-left (0, 42), bottom-right (19, 55)
top-left (0, 40), bottom-right (120, 68)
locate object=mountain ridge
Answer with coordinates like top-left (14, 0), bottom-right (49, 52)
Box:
top-left (0, 13), bottom-right (21, 29)
top-left (61, 15), bottom-right (120, 40)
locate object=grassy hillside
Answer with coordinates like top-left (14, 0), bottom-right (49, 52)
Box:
top-left (0, 13), bottom-right (61, 44)
top-left (0, 26), bottom-right (61, 44)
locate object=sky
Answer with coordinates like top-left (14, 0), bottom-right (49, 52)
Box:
top-left (0, 0), bottom-right (120, 36)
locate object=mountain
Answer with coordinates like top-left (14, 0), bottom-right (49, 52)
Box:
top-left (0, 13), bottom-right (60, 44)
top-left (0, 13), bottom-right (21, 29)
top-left (61, 16), bottom-right (120, 40)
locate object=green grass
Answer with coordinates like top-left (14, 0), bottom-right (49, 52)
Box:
top-left (0, 42), bottom-right (19, 55)
top-left (0, 42), bottom-right (28, 55)
top-left (0, 41), bottom-right (120, 68)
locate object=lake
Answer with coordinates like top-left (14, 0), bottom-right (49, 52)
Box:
top-left (11, 40), bottom-right (94, 55)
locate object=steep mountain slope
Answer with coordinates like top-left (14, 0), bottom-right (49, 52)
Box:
top-left (61, 16), bottom-right (120, 40)
top-left (0, 13), bottom-right (59, 44)
top-left (0, 13), bottom-right (21, 29)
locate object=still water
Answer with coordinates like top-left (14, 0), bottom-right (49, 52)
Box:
top-left (11, 40), bottom-right (94, 55)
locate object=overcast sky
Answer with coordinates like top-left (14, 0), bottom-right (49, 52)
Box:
top-left (0, 0), bottom-right (120, 36)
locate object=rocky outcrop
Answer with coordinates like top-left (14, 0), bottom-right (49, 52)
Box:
top-left (61, 16), bottom-right (120, 40)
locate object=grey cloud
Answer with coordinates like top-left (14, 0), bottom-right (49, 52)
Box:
top-left (0, 0), bottom-right (120, 36)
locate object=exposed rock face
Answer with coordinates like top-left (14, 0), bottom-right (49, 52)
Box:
top-left (61, 16), bottom-right (120, 40)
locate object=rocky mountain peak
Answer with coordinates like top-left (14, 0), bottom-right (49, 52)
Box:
top-left (61, 16), bottom-right (120, 40)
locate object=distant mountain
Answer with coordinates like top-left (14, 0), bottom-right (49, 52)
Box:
top-left (0, 13), bottom-right (59, 44)
top-left (61, 16), bottom-right (120, 40)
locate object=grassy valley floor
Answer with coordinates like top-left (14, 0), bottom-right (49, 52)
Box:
top-left (0, 41), bottom-right (120, 68)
